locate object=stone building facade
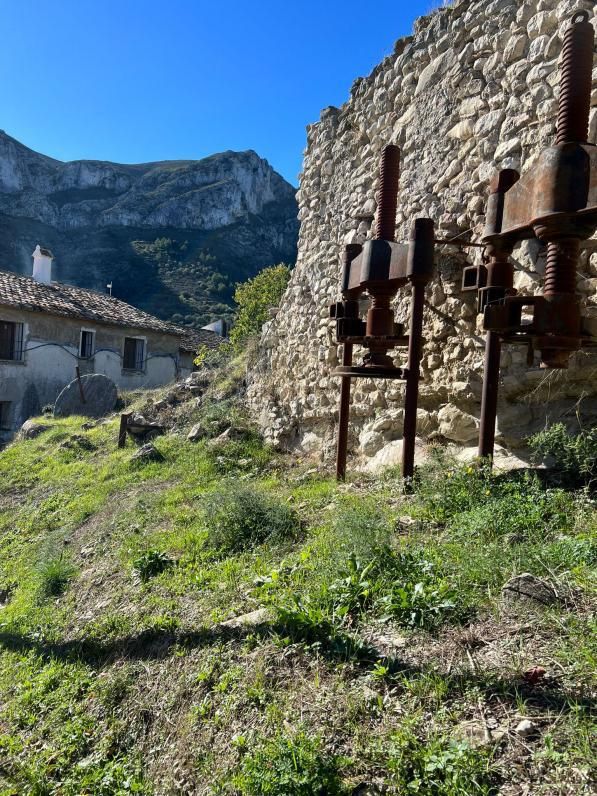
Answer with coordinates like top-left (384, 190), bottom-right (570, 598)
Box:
top-left (248, 0), bottom-right (597, 466)
top-left (0, 248), bottom-right (221, 443)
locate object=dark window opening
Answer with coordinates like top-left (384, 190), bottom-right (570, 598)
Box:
top-left (0, 321), bottom-right (24, 361)
top-left (0, 402), bottom-right (11, 429)
top-left (79, 330), bottom-right (95, 359)
top-left (123, 337), bottom-right (145, 371)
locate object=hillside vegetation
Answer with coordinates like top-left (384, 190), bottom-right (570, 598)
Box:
top-left (0, 359), bottom-right (595, 795)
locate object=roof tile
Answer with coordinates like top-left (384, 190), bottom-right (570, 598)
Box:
top-left (0, 269), bottom-right (222, 352)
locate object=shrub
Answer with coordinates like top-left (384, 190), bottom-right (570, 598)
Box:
top-left (37, 554), bottom-right (76, 599)
top-left (233, 731), bottom-right (344, 795)
top-left (203, 484), bottom-right (300, 554)
top-left (229, 264), bottom-right (291, 350)
top-left (529, 423), bottom-right (597, 487)
top-left (132, 550), bottom-right (172, 581)
top-left (193, 341), bottom-right (233, 369)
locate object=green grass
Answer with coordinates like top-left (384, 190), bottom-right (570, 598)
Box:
top-left (0, 387), bottom-right (595, 794)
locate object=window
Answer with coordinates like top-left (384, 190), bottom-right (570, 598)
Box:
top-left (79, 329), bottom-right (95, 359)
top-left (123, 337), bottom-right (145, 371)
top-left (0, 402), bottom-right (11, 429)
top-left (0, 321), bottom-right (24, 361)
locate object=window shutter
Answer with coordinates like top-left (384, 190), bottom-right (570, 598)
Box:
top-left (80, 331), bottom-right (94, 358)
top-left (123, 337), bottom-right (136, 369)
top-left (135, 339), bottom-right (145, 371)
top-left (14, 323), bottom-right (24, 360)
top-left (0, 322), bottom-right (13, 360)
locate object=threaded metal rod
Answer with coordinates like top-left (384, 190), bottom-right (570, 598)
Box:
top-left (544, 238), bottom-right (580, 296)
top-left (556, 11), bottom-right (594, 145)
top-left (375, 145), bottom-right (400, 241)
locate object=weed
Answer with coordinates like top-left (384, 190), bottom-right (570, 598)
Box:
top-left (232, 731), bottom-right (345, 795)
top-left (413, 455), bottom-right (494, 524)
top-left (383, 724), bottom-right (497, 794)
top-left (36, 554), bottom-right (76, 599)
top-left (203, 483), bottom-right (300, 554)
top-left (450, 475), bottom-right (575, 542)
top-left (529, 423), bottom-right (597, 487)
top-left (132, 549), bottom-right (173, 581)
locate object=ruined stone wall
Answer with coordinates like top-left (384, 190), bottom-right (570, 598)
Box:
top-left (248, 0), bottom-right (597, 465)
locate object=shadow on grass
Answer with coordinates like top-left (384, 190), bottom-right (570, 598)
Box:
top-left (1, 621), bottom-right (594, 716)
top-left (0, 619), bottom-right (406, 670)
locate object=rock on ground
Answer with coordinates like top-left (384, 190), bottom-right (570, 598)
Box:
top-left (20, 419), bottom-right (51, 439)
top-left (130, 443), bottom-right (164, 463)
top-left (501, 573), bottom-right (559, 610)
top-left (54, 374), bottom-right (118, 419)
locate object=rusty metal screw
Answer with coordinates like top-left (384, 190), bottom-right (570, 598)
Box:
top-left (375, 144), bottom-right (400, 241)
top-left (545, 12), bottom-right (594, 306)
top-left (544, 237), bottom-right (580, 295)
top-left (556, 10), bottom-right (594, 145)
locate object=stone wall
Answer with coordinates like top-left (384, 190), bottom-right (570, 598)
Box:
top-left (248, 0), bottom-right (597, 466)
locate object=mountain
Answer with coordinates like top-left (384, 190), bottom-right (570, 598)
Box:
top-left (0, 131), bottom-right (298, 328)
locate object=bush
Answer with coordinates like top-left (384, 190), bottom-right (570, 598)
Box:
top-left (529, 423), bottom-right (597, 487)
top-left (233, 731), bottom-right (344, 795)
top-left (203, 484), bottom-right (300, 554)
top-left (37, 555), bottom-right (76, 599)
top-left (229, 264), bottom-right (291, 350)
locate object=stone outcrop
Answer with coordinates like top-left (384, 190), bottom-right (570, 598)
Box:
top-left (248, 0), bottom-right (597, 461)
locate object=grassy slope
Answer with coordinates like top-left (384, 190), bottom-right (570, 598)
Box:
top-left (0, 366), bottom-right (595, 795)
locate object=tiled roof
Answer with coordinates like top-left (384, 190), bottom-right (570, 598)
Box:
top-left (0, 269), bottom-right (222, 352)
top-left (177, 327), bottom-right (225, 352)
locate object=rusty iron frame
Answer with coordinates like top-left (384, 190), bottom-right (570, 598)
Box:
top-left (461, 11), bottom-right (597, 461)
top-left (330, 145), bottom-right (435, 480)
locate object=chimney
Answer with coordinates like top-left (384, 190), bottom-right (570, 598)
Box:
top-left (32, 245), bottom-right (54, 284)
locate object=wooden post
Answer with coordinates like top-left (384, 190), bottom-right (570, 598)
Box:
top-left (118, 413), bottom-right (131, 448)
top-left (75, 366), bottom-right (86, 404)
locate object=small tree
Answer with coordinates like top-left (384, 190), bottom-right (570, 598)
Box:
top-left (229, 264), bottom-right (291, 350)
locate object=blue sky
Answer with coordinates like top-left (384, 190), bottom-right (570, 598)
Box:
top-left (0, 0), bottom-right (437, 185)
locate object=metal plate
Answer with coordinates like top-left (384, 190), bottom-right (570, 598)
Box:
top-left (499, 144), bottom-right (597, 238)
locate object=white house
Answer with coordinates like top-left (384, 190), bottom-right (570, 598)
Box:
top-left (0, 246), bottom-right (222, 442)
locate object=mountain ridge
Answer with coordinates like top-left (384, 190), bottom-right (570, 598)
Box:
top-left (0, 131), bottom-right (298, 328)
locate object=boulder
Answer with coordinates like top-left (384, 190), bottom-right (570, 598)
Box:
top-left (130, 443), bottom-right (164, 463)
top-left (207, 427), bottom-right (249, 448)
top-left (54, 374), bottom-right (117, 419)
top-left (364, 438), bottom-right (428, 474)
top-left (20, 419), bottom-right (50, 439)
top-left (501, 573), bottom-right (559, 610)
top-left (187, 423), bottom-right (203, 442)
top-left (437, 405), bottom-right (479, 443)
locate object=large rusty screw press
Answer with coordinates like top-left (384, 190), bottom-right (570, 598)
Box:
top-left (330, 145), bottom-right (434, 480)
top-left (462, 10), bottom-right (597, 461)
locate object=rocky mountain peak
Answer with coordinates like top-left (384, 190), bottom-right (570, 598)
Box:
top-left (0, 131), bottom-right (296, 231)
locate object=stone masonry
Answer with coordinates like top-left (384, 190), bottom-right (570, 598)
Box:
top-left (248, 0), bottom-right (597, 465)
